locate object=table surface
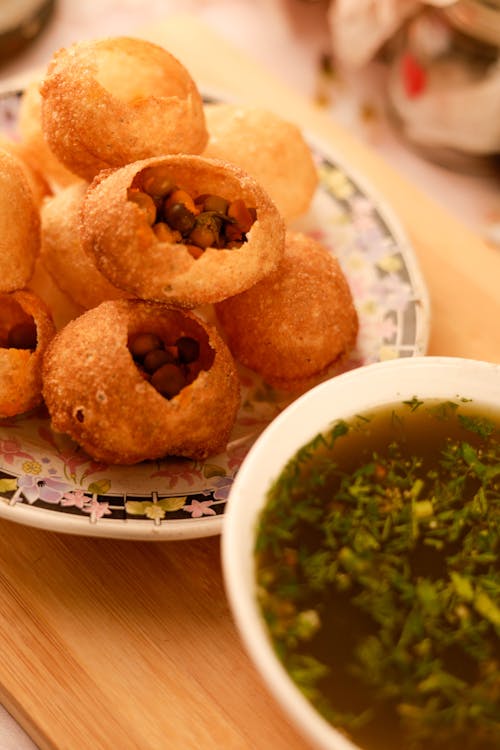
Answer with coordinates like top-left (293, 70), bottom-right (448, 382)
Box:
top-left (0, 3), bottom-right (499, 750)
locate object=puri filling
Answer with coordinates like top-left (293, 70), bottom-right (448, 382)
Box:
top-left (128, 329), bottom-right (212, 400)
top-left (0, 296), bottom-right (37, 351)
top-left (127, 165), bottom-right (257, 259)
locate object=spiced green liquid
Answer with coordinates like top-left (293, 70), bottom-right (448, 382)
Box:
top-left (255, 398), bottom-right (500, 750)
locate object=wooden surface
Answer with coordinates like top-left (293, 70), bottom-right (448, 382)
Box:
top-left (0, 15), bottom-right (499, 750)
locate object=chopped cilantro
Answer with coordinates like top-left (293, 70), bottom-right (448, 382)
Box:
top-left (255, 399), bottom-right (500, 750)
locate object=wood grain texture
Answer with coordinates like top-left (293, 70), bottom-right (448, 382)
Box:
top-left (0, 15), bottom-right (499, 750)
top-left (0, 524), bottom-right (306, 749)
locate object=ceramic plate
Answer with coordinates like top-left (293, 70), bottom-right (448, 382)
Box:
top-left (0, 89), bottom-right (430, 540)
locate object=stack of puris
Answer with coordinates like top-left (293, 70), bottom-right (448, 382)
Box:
top-left (0, 148), bottom-right (56, 418)
top-left (2, 35), bottom-right (358, 464)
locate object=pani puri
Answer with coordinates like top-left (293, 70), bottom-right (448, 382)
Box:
top-left (0, 134), bottom-right (51, 208)
top-left (0, 148), bottom-right (40, 292)
top-left (18, 79), bottom-right (78, 190)
top-left (80, 154), bottom-right (286, 307)
top-left (42, 300), bottom-right (241, 464)
top-left (0, 289), bottom-right (56, 417)
top-left (41, 181), bottom-right (129, 309)
top-left (40, 37), bottom-right (208, 181)
top-left (28, 257), bottom-right (85, 332)
top-left (203, 104), bottom-right (318, 221)
top-left (215, 231), bottom-right (358, 391)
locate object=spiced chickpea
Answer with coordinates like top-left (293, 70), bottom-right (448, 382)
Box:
top-left (43, 300), bottom-right (241, 464)
top-left (81, 154), bottom-right (286, 307)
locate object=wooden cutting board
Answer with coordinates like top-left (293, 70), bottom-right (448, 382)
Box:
top-left (0, 15), bottom-right (499, 750)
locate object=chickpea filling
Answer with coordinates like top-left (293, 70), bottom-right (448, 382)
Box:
top-left (0, 297), bottom-right (37, 351)
top-left (128, 165), bottom-right (257, 259)
top-left (128, 331), bottom-right (203, 399)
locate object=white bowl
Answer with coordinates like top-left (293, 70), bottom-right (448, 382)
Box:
top-left (221, 356), bottom-right (500, 750)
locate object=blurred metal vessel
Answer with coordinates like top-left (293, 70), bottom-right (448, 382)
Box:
top-left (0, 0), bottom-right (56, 65)
top-left (386, 0), bottom-right (500, 174)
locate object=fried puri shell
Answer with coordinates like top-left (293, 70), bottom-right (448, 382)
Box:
top-left (203, 104), bottom-right (318, 221)
top-left (81, 155), bottom-right (286, 307)
top-left (0, 289), bottom-right (56, 417)
top-left (41, 181), bottom-right (129, 309)
top-left (18, 79), bottom-right (78, 190)
top-left (215, 231), bottom-right (359, 391)
top-left (0, 148), bottom-right (40, 292)
top-left (0, 134), bottom-right (51, 208)
top-left (28, 257), bottom-right (85, 331)
top-left (40, 37), bottom-right (208, 181)
top-left (42, 300), bottom-right (241, 464)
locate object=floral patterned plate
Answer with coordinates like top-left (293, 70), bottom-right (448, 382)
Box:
top-left (0, 90), bottom-right (430, 540)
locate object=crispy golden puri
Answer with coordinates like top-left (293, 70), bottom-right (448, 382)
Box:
top-left (80, 154), bottom-right (286, 307)
top-left (0, 148), bottom-right (40, 292)
top-left (0, 134), bottom-right (51, 208)
top-left (40, 37), bottom-right (208, 180)
top-left (215, 231), bottom-right (358, 391)
top-left (18, 79), bottom-right (78, 190)
top-left (41, 181), bottom-right (129, 309)
top-left (203, 104), bottom-right (318, 221)
top-left (42, 300), bottom-right (241, 464)
top-left (0, 289), bottom-right (56, 417)
top-left (28, 257), bottom-right (85, 332)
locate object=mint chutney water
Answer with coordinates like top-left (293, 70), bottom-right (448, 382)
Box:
top-left (255, 398), bottom-right (500, 750)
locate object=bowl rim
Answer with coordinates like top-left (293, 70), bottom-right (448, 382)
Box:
top-left (221, 355), bottom-right (500, 750)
